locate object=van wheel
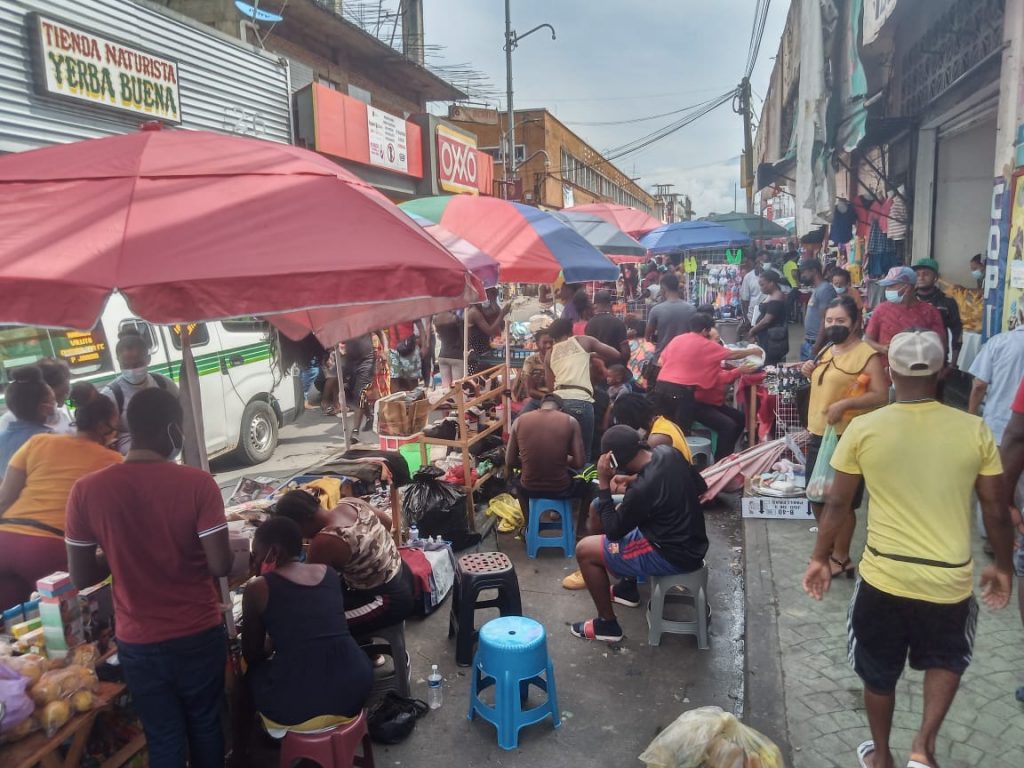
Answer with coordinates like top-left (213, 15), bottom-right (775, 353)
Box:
top-left (237, 400), bottom-right (277, 465)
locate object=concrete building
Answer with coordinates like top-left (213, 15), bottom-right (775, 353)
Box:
top-left (448, 106), bottom-right (659, 214)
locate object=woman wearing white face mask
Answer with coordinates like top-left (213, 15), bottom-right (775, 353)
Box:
top-left (103, 329), bottom-right (179, 454)
top-left (800, 297), bottom-right (889, 578)
top-left (0, 382), bottom-right (121, 609)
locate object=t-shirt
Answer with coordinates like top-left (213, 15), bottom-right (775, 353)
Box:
top-left (65, 462), bottom-right (227, 644)
top-left (657, 333), bottom-right (730, 389)
top-left (102, 374), bottom-right (180, 454)
top-left (585, 313), bottom-right (628, 360)
top-left (864, 300), bottom-right (945, 348)
top-left (594, 446), bottom-right (708, 570)
top-left (694, 367), bottom-right (743, 407)
top-left (646, 299), bottom-right (697, 357)
top-left (739, 271), bottom-right (763, 323)
top-left (1014, 377), bottom-right (1024, 413)
top-left (968, 327), bottom-right (1024, 443)
top-left (509, 409), bottom-right (579, 493)
top-left (831, 402), bottom-right (1002, 603)
top-left (0, 420), bottom-right (51, 477)
top-left (434, 317), bottom-right (463, 360)
top-left (803, 282), bottom-right (837, 342)
top-left (0, 406), bottom-right (73, 436)
top-left (3, 435), bottom-right (121, 539)
top-left (650, 416), bottom-right (693, 463)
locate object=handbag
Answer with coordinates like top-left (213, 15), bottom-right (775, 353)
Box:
top-left (366, 691), bottom-right (429, 744)
top-left (396, 336), bottom-right (417, 357)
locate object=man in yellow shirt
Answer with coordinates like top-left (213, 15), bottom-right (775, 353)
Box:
top-left (802, 330), bottom-right (1015, 768)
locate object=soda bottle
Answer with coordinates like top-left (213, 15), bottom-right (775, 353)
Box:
top-left (408, 524), bottom-right (419, 546)
top-left (427, 664), bottom-right (443, 709)
top-left (844, 373), bottom-right (870, 398)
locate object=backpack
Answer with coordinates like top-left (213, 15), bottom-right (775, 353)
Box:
top-left (109, 373), bottom-right (172, 414)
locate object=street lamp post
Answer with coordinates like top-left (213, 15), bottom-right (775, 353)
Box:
top-left (504, 0), bottom-right (555, 198)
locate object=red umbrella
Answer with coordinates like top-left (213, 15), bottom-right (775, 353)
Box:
top-left (0, 127), bottom-right (480, 332)
top-left (566, 203), bottom-right (663, 239)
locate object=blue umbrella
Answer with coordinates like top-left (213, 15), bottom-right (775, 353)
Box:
top-left (641, 221), bottom-right (752, 254)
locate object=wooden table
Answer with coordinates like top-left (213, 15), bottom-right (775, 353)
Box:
top-left (2, 681), bottom-right (145, 768)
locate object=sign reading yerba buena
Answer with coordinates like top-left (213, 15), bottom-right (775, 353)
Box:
top-left (29, 13), bottom-right (181, 124)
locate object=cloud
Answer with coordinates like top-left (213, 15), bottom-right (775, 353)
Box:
top-left (645, 157), bottom-right (743, 218)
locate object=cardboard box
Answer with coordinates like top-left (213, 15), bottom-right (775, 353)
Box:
top-left (40, 595), bottom-right (82, 628)
top-left (36, 571), bottom-right (74, 598)
top-left (741, 495), bottom-right (813, 520)
top-left (11, 617), bottom-right (42, 638)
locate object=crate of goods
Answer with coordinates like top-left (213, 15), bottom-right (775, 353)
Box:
top-left (376, 392), bottom-right (432, 436)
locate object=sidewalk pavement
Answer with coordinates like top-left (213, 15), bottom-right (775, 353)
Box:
top-left (746, 516), bottom-right (1024, 768)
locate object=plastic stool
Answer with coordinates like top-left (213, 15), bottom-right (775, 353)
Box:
top-left (646, 563), bottom-right (709, 649)
top-left (449, 552), bottom-right (523, 666)
top-left (525, 497), bottom-right (575, 558)
top-left (279, 709), bottom-right (375, 768)
top-left (355, 622), bottom-right (410, 699)
top-left (691, 422), bottom-right (719, 456)
top-left (467, 616), bottom-right (561, 750)
top-left (685, 436), bottom-right (713, 468)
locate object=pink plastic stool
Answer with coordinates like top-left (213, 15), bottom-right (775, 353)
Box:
top-left (278, 710), bottom-right (375, 768)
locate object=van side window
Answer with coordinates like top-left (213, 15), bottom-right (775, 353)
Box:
top-left (221, 317), bottom-right (270, 334)
top-left (118, 319), bottom-right (157, 351)
top-left (0, 325), bottom-right (115, 385)
top-left (169, 323), bottom-right (211, 350)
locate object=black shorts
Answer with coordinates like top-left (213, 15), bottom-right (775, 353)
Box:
top-left (848, 579), bottom-right (978, 692)
top-left (806, 433), bottom-right (865, 509)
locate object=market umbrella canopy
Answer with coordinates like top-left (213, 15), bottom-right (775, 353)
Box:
top-left (0, 127), bottom-right (480, 332)
top-left (405, 212), bottom-right (501, 288)
top-left (706, 212), bottom-right (790, 239)
top-left (565, 202), bottom-right (663, 238)
top-left (550, 211), bottom-right (647, 263)
top-left (400, 195), bottom-right (619, 284)
top-left (641, 220), bottom-right (752, 255)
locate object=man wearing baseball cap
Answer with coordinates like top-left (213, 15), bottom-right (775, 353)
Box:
top-left (913, 258), bottom-right (963, 368)
top-left (569, 425), bottom-right (708, 642)
top-left (864, 266), bottom-right (946, 357)
top-left (803, 330), bottom-right (1015, 768)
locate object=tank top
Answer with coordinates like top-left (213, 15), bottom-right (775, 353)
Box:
top-left (317, 499), bottom-right (402, 591)
top-left (550, 337), bottom-right (594, 403)
top-left (807, 341), bottom-right (879, 436)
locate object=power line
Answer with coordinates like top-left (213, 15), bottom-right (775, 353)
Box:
top-left (563, 96), bottom-right (723, 127)
top-left (744, 0), bottom-right (773, 79)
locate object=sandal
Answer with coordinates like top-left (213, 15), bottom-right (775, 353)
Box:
top-left (907, 757), bottom-right (934, 768)
top-left (856, 740), bottom-right (875, 768)
top-left (830, 556), bottom-right (855, 579)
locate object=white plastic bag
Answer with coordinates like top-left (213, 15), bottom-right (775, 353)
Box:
top-left (638, 706), bottom-right (784, 768)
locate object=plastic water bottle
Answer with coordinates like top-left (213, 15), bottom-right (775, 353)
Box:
top-left (427, 664), bottom-right (443, 709)
top-left (408, 524), bottom-right (419, 546)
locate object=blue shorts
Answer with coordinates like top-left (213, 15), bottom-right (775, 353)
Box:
top-left (601, 529), bottom-right (685, 578)
top-left (1014, 531), bottom-right (1024, 578)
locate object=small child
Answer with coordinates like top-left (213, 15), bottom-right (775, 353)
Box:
top-left (606, 364), bottom-right (634, 404)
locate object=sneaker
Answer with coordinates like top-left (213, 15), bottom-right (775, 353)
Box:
top-left (569, 617), bottom-right (623, 642)
top-left (561, 569), bottom-right (586, 590)
top-left (611, 578), bottom-right (641, 608)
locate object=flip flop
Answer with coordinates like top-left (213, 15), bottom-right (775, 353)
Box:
top-left (569, 618), bottom-right (623, 642)
top-left (856, 740), bottom-right (875, 768)
top-left (907, 756), bottom-right (934, 768)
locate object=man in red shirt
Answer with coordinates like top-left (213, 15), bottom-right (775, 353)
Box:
top-left (655, 313), bottom-right (757, 460)
top-left (997, 376), bottom-right (1024, 702)
top-left (66, 389), bottom-right (232, 768)
top-left (865, 266), bottom-right (946, 355)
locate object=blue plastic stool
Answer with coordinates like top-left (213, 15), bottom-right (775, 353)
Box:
top-left (467, 616), bottom-right (561, 750)
top-left (526, 497), bottom-right (575, 558)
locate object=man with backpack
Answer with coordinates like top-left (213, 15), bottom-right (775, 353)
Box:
top-left (103, 329), bottom-right (179, 454)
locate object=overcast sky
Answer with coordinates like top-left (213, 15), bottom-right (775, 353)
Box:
top-left (423, 0), bottom-right (788, 216)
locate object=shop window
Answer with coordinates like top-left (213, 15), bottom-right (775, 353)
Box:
top-left (0, 324), bottom-right (114, 385)
top-left (168, 322), bottom-right (211, 350)
top-left (348, 83), bottom-right (372, 104)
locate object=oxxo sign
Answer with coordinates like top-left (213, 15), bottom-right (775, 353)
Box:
top-left (437, 124), bottom-right (479, 195)
top-left (29, 13), bottom-right (182, 124)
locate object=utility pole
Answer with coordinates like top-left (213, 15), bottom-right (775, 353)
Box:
top-left (739, 77), bottom-right (755, 214)
top-left (504, 0), bottom-right (515, 194)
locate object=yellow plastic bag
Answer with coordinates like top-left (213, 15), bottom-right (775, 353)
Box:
top-left (485, 494), bottom-right (524, 533)
top-left (638, 706), bottom-right (784, 768)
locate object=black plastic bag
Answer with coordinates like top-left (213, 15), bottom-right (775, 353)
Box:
top-left (367, 692), bottom-right (428, 744)
top-left (403, 467), bottom-right (463, 527)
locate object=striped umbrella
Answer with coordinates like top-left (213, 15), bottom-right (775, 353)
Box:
top-left (551, 210), bottom-right (647, 263)
top-left (405, 212), bottom-right (501, 288)
top-left (400, 196), bottom-right (619, 284)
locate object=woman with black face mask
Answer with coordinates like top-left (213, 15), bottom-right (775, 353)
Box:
top-left (799, 295), bottom-right (889, 578)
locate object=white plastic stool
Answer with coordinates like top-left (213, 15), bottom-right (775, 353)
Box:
top-left (646, 563), bottom-right (709, 649)
top-left (685, 436), bottom-right (713, 468)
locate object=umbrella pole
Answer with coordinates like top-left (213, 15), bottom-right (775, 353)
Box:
top-left (504, 315), bottom-right (512, 436)
top-left (463, 310), bottom-right (470, 381)
top-left (336, 344), bottom-right (351, 452)
top-left (179, 330), bottom-right (209, 471)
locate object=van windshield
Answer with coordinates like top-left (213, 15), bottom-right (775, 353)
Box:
top-left (0, 325), bottom-right (116, 387)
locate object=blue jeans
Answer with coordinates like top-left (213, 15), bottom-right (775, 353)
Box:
top-left (118, 625), bottom-right (227, 768)
top-left (562, 399), bottom-right (595, 463)
top-left (800, 339), bottom-right (815, 362)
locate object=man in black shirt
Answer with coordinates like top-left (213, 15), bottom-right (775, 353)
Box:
top-left (913, 258), bottom-right (962, 367)
top-left (570, 425), bottom-right (708, 642)
top-left (585, 290), bottom-right (630, 363)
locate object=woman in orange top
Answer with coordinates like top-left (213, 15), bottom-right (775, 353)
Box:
top-left (0, 383), bottom-right (122, 608)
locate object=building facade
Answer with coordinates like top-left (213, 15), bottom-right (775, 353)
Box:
top-left (448, 106), bottom-right (659, 215)
top-left (754, 0), bottom-right (1021, 336)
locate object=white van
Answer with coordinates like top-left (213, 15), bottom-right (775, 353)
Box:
top-left (0, 293), bottom-right (302, 465)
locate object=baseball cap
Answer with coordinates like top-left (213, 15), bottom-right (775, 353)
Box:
top-left (878, 266), bottom-right (917, 287)
top-left (601, 425), bottom-right (645, 468)
top-left (888, 330), bottom-right (945, 376)
top-left (911, 258), bottom-right (940, 274)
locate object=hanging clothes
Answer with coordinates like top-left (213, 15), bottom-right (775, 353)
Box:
top-left (887, 195), bottom-right (908, 241)
top-left (830, 202), bottom-right (856, 244)
top-left (866, 221), bottom-right (899, 278)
